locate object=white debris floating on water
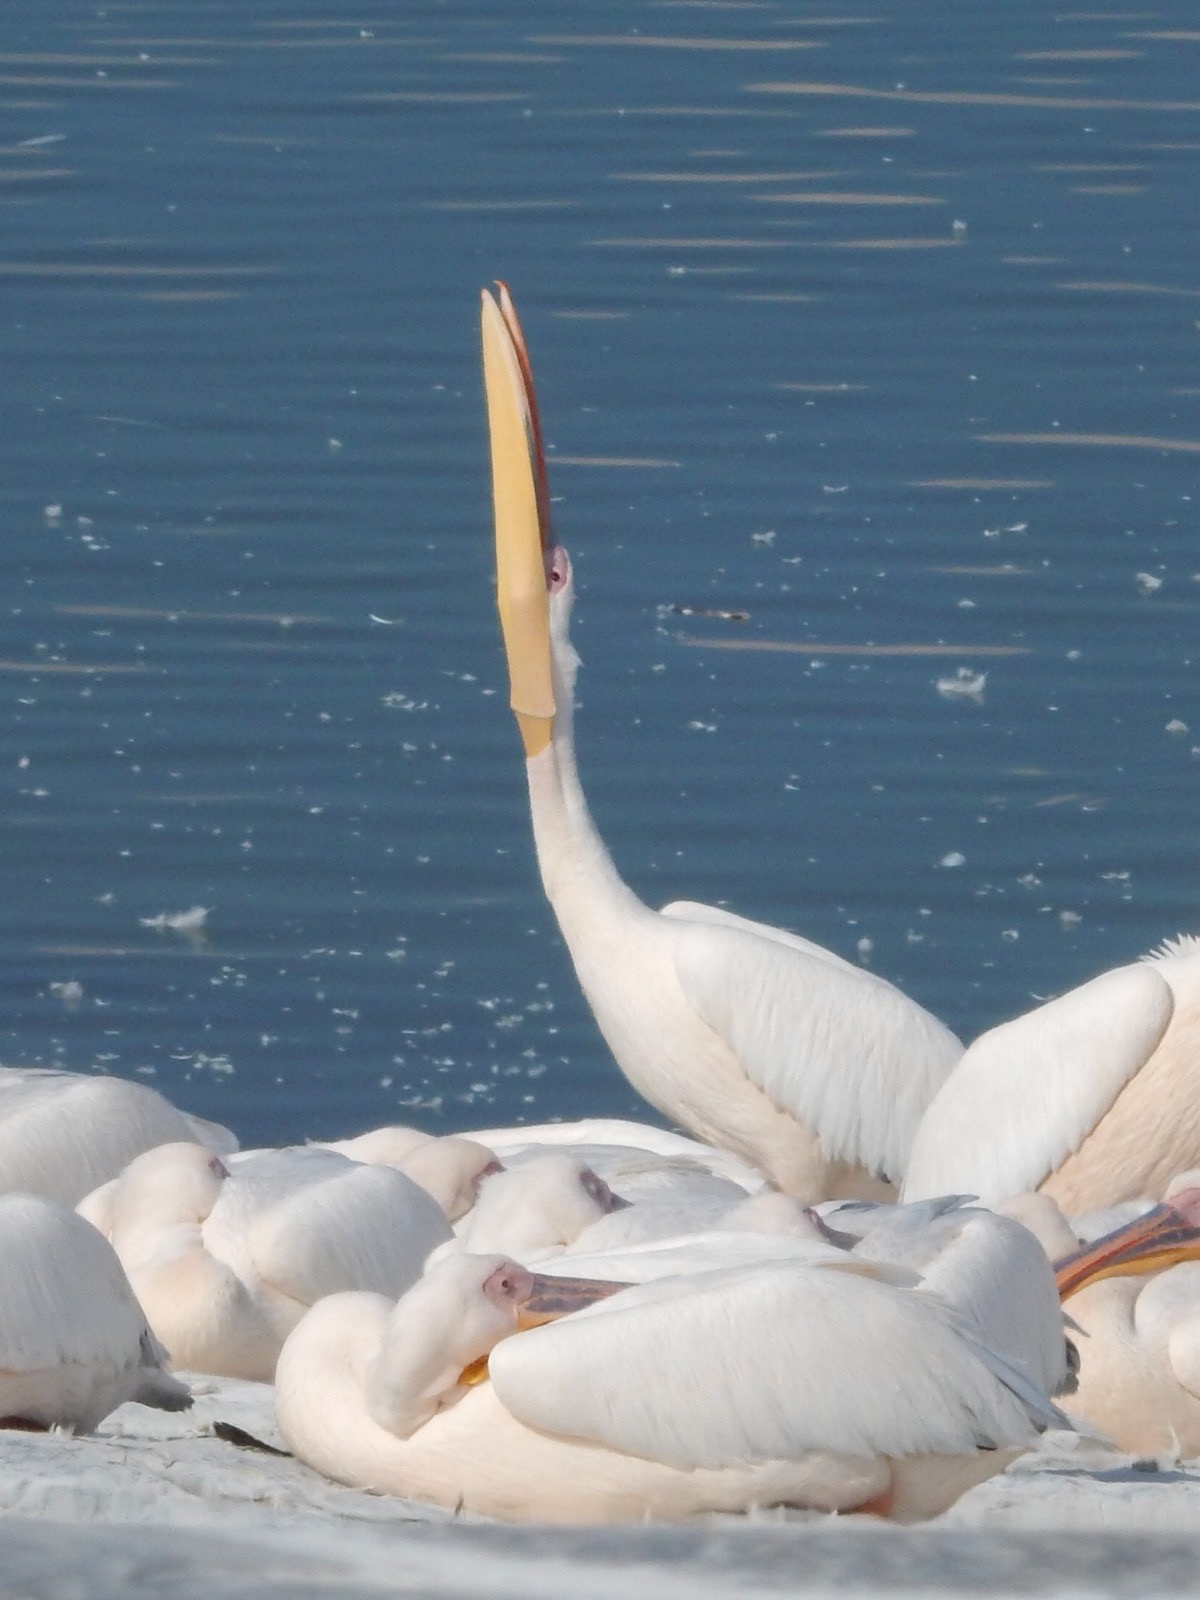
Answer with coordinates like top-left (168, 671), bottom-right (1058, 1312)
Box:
top-left (936, 668), bottom-right (987, 703)
top-left (139, 906), bottom-right (211, 934)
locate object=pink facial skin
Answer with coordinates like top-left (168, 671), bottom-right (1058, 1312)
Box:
top-left (546, 544), bottom-right (570, 593)
top-left (483, 1262), bottom-right (534, 1311)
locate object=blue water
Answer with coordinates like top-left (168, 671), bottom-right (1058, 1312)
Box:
top-left (1, 1), bottom-right (1196, 1146)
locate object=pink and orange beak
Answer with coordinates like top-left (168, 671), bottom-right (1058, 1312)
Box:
top-left (458, 1271), bottom-right (631, 1387)
top-left (481, 282), bottom-right (556, 759)
top-left (1054, 1202), bottom-right (1200, 1300)
top-left (515, 1271), bottom-right (631, 1329)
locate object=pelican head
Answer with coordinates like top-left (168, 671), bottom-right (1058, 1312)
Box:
top-left (458, 1154), bottom-right (628, 1256)
top-left (366, 1250), bottom-right (626, 1429)
top-left (104, 1141), bottom-right (229, 1234)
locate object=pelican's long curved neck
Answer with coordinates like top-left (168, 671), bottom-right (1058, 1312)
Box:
top-left (525, 624), bottom-right (642, 917)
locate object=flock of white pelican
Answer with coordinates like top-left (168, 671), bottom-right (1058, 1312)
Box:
top-left (2, 286), bottom-right (1200, 1525)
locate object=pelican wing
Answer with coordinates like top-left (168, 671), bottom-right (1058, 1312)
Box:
top-left (902, 962), bottom-right (1174, 1205)
top-left (565, 1195), bottom-right (745, 1252)
top-left (0, 1195), bottom-right (148, 1373)
top-left (542, 1228), bottom-right (919, 1286)
top-left (846, 1203), bottom-right (1069, 1398)
top-left (0, 1070), bottom-right (229, 1208)
top-left (663, 900), bottom-right (867, 976)
top-left (471, 1116), bottom-right (767, 1191)
top-left (244, 1164), bottom-right (453, 1307)
top-left (489, 1260), bottom-right (1047, 1469)
top-left (661, 909), bottom-right (963, 1180)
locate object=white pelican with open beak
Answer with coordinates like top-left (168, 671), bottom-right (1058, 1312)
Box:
top-left (481, 284), bottom-right (962, 1202)
top-left (274, 1246), bottom-right (1062, 1524)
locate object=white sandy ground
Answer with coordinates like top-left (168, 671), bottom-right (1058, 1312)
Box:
top-left (3, 1384), bottom-right (1200, 1599)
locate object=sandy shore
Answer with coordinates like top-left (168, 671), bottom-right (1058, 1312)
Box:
top-left (2, 1381), bottom-right (1199, 1599)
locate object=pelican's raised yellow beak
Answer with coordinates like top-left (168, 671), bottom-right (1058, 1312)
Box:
top-left (482, 284), bottom-right (555, 759)
top-left (457, 1271), bottom-right (630, 1386)
top-left (1054, 1203), bottom-right (1200, 1300)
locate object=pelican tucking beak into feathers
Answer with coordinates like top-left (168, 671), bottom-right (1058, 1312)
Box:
top-left (274, 1245), bottom-right (1063, 1524)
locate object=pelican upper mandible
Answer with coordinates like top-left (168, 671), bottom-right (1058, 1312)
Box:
top-left (481, 284), bottom-right (963, 1201)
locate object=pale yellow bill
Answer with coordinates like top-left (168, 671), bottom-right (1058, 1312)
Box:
top-left (481, 285), bottom-right (555, 756)
top-left (495, 280), bottom-right (552, 541)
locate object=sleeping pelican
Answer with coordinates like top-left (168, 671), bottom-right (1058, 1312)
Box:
top-left (0, 1193), bottom-right (190, 1431)
top-left (903, 936), bottom-right (1200, 1213)
top-left (481, 285), bottom-right (962, 1202)
top-left (454, 1154), bottom-right (627, 1256)
top-left (304, 1127), bottom-right (500, 1222)
top-left (275, 1248), bottom-right (1060, 1523)
top-left (467, 1117), bottom-right (762, 1222)
top-left (0, 1065), bottom-right (236, 1208)
top-left (79, 1142), bottom-right (453, 1380)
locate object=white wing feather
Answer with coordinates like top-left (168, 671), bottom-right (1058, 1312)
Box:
top-left (542, 1228), bottom-right (918, 1286)
top-left (0, 1070), bottom-right (235, 1208)
top-left (661, 910), bottom-right (962, 1179)
top-left (661, 900), bottom-right (867, 975)
top-left (838, 1203), bottom-right (1068, 1397)
top-left (489, 1260), bottom-right (1046, 1469)
top-left (0, 1194), bottom-right (148, 1372)
top-left (902, 963), bottom-right (1174, 1205)
top-left (241, 1164), bottom-right (452, 1306)
top-left (468, 1116), bottom-right (767, 1192)
top-left (565, 1196), bottom-right (740, 1252)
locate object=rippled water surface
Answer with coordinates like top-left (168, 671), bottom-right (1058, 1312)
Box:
top-left (1, 0), bottom-right (1196, 1145)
